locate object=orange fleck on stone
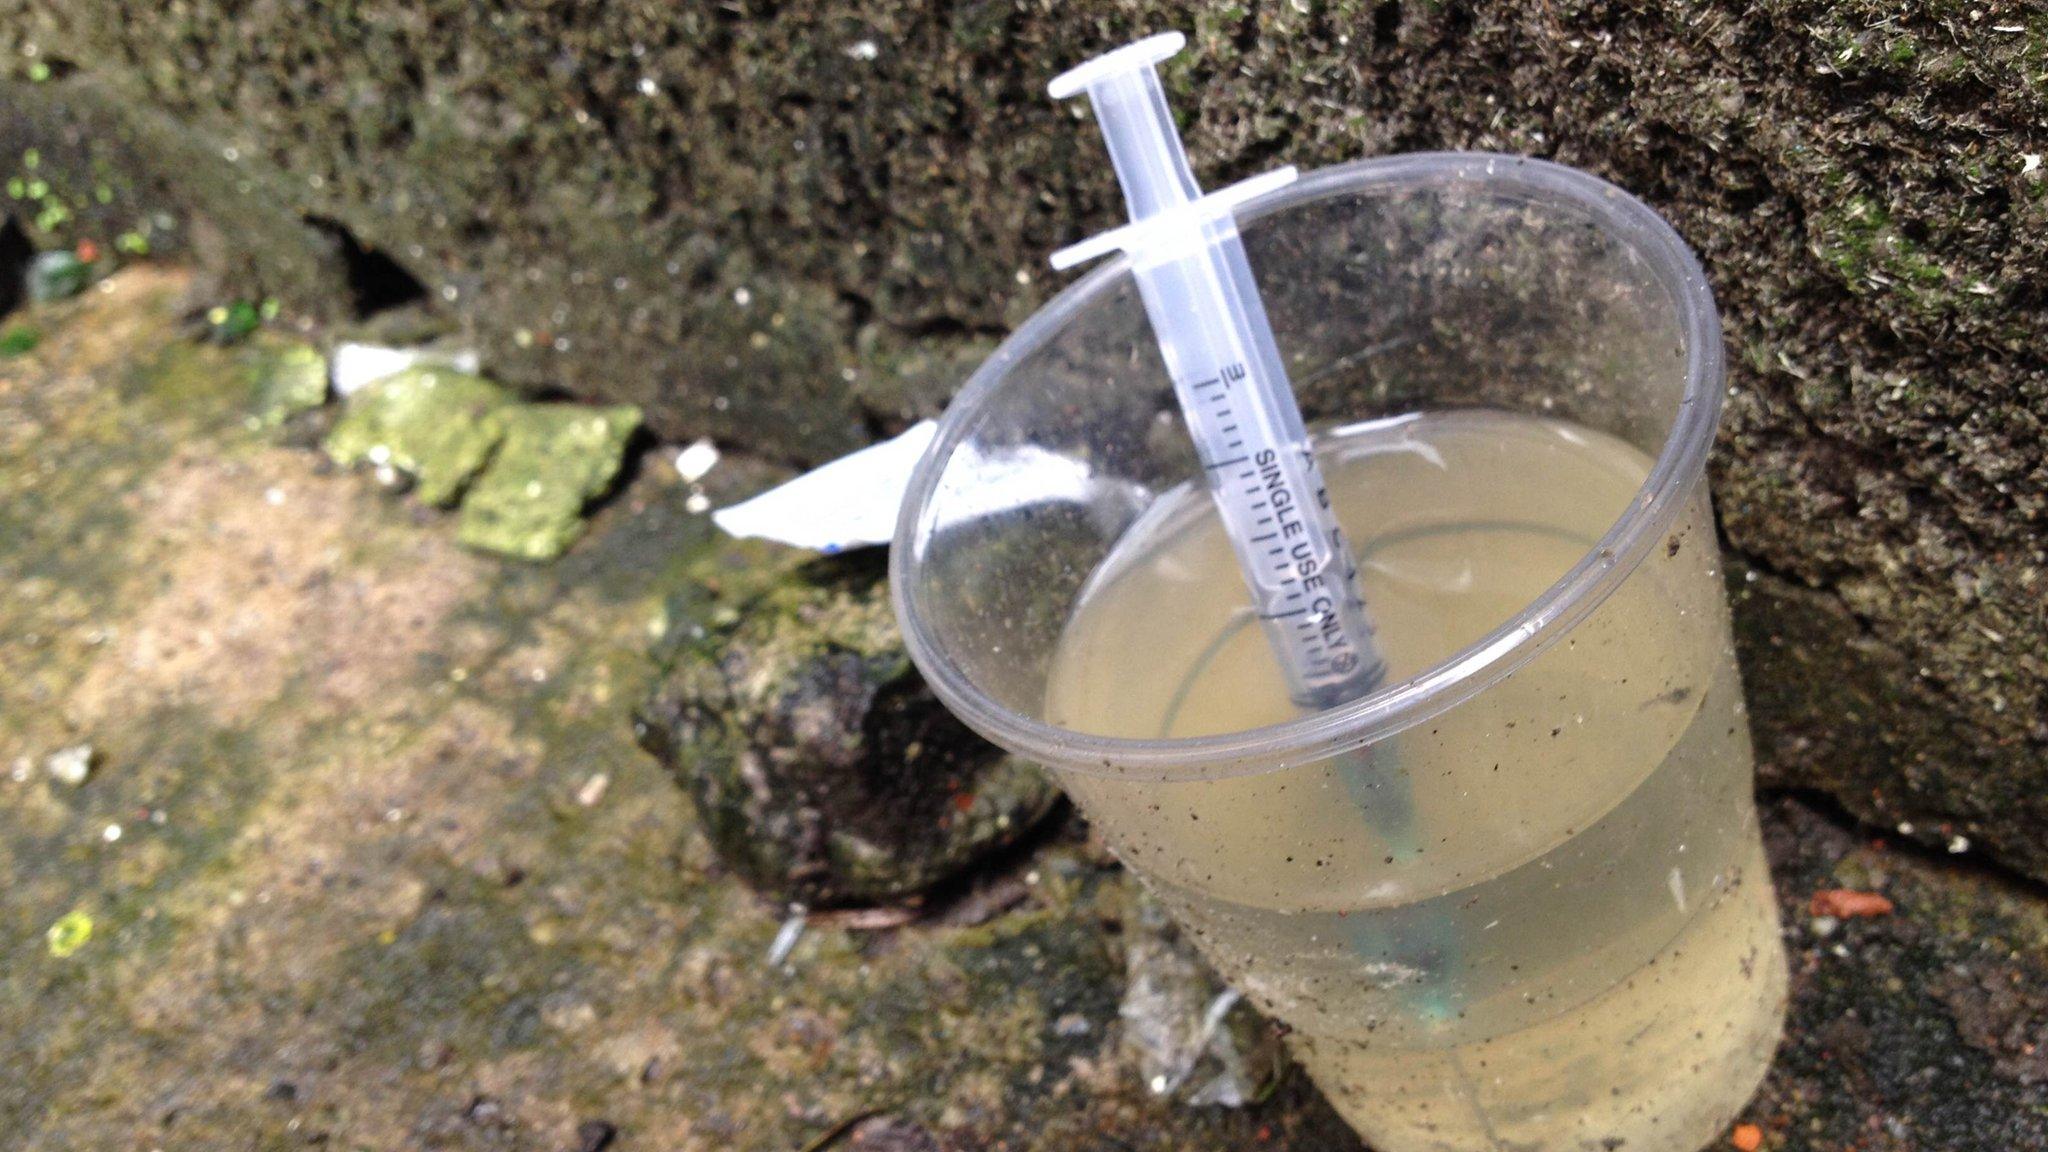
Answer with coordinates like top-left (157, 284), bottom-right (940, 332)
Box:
top-left (1730, 1123), bottom-right (1763, 1151)
top-left (1810, 889), bottom-right (1894, 918)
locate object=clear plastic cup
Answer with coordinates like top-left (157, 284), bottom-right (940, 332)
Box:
top-left (891, 154), bottom-right (1788, 1152)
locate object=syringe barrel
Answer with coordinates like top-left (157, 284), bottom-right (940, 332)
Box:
top-left (1128, 213), bottom-right (1389, 708)
top-left (1048, 31), bottom-right (1388, 709)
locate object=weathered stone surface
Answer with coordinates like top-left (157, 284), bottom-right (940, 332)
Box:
top-left (457, 402), bottom-right (642, 561)
top-left (8, 261), bottom-right (2048, 1152)
top-left (1753, 797), bottom-right (2048, 1151)
top-left (4, 0), bottom-right (2043, 879)
top-left (637, 554), bottom-right (1063, 905)
top-left (0, 76), bottom-right (351, 316)
top-left (2, 268), bottom-right (1373, 1151)
top-left (324, 366), bottom-right (510, 505)
top-left (1732, 558), bottom-right (2048, 883)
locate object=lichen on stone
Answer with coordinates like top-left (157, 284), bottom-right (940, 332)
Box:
top-left (248, 342), bottom-right (327, 427)
top-left (1809, 194), bottom-right (1953, 312)
top-left (324, 366), bottom-right (511, 506)
top-left (638, 553), bottom-right (1062, 905)
top-left (455, 402), bottom-right (642, 560)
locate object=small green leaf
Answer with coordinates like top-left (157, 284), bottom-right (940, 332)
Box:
top-left (0, 325), bottom-right (41, 357)
top-left (47, 910), bottom-right (93, 958)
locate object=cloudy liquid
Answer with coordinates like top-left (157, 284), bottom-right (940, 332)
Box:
top-left (1046, 411), bottom-right (1787, 1152)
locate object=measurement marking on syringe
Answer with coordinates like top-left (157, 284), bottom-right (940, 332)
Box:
top-left (1052, 46), bottom-right (1385, 707)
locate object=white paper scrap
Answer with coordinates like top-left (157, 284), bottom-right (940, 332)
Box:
top-left (712, 421), bottom-right (938, 552)
top-left (674, 437), bottom-right (721, 483)
top-left (331, 342), bottom-right (482, 398)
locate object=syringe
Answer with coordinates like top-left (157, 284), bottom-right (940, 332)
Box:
top-left (1048, 36), bottom-right (1457, 1037)
top-left (1048, 32), bottom-right (1387, 713)
top-left (1050, 32), bottom-right (1443, 1028)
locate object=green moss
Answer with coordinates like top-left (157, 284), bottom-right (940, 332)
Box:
top-left (455, 402), bottom-right (641, 560)
top-left (638, 556), bottom-right (1062, 904)
top-left (248, 342), bottom-right (327, 426)
top-left (1812, 195), bottom-right (1954, 312)
top-left (203, 300), bottom-right (263, 344)
top-left (325, 367), bottom-right (513, 505)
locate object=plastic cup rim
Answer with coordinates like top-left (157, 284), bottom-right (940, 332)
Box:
top-left (890, 151), bottom-right (1727, 781)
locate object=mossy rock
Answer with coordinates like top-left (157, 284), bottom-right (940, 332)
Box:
top-left (324, 367), bottom-right (510, 506)
top-left (637, 556), bottom-right (1062, 905)
top-left (248, 342), bottom-right (327, 427)
top-left (455, 402), bottom-right (641, 561)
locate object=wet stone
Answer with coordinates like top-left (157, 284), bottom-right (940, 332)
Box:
top-left (324, 366), bottom-right (510, 506)
top-left (637, 555), bottom-right (1061, 905)
top-left (455, 402), bottom-right (641, 561)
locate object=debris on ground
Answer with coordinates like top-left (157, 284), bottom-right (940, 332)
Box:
top-left (324, 367), bottom-right (511, 505)
top-left (810, 906), bottom-right (919, 931)
top-left (675, 437), bottom-right (720, 514)
top-left (1120, 889), bottom-right (1286, 1108)
top-left (1810, 889), bottom-right (1895, 919)
top-left (674, 437), bottom-right (719, 482)
top-left (44, 743), bottom-right (94, 787)
top-left (844, 1116), bottom-right (943, 1151)
top-left (203, 299), bottom-right (270, 344)
top-left (455, 402), bottom-right (641, 560)
top-left (26, 249), bottom-right (89, 302)
top-left (45, 910), bottom-right (93, 958)
top-left (1730, 1121), bottom-right (1763, 1151)
top-left (710, 421), bottom-right (936, 552)
top-left (767, 906), bottom-right (808, 966)
top-left (329, 341), bottom-right (481, 398)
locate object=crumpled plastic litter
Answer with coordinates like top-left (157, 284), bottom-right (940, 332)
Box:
top-left (1119, 888), bottom-right (1284, 1108)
